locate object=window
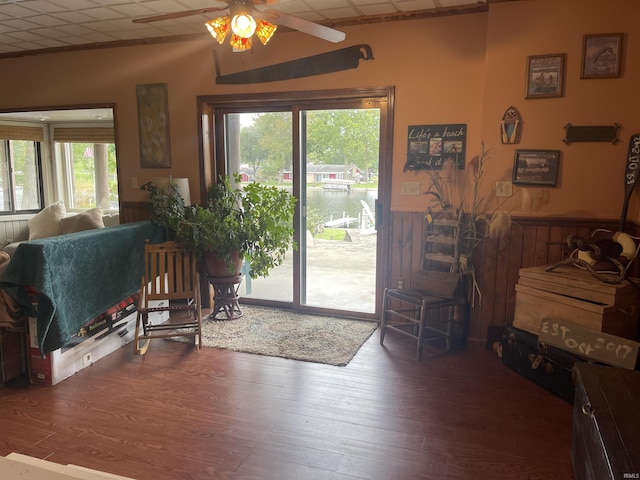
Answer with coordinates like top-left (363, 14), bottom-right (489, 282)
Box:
top-left (0, 108), bottom-right (119, 216)
top-left (0, 125), bottom-right (44, 213)
top-left (53, 126), bottom-right (118, 211)
top-left (54, 141), bottom-right (117, 210)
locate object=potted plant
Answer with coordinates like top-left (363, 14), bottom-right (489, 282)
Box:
top-left (141, 174), bottom-right (296, 279)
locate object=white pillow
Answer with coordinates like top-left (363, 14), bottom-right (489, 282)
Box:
top-left (28, 201), bottom-right (66, 240)
top-left (61, 207), bottom-right (105, 234)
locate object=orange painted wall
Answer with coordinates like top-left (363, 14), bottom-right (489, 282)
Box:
top-left (0, 0), bottom-right (637, 223)
top-left (480, 0), bottom-right (640, 222)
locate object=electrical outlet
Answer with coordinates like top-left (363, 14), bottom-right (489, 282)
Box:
top-left (496, 181), bottom-right (513, 197)
top-left (397, 277), bottom-right (404, 289)
top-left (400, 181), bottom-right (421, 196)
top-left (82, 352), bottom-right (92, 367)
top-left (131, 177), bottom-right (138, 189)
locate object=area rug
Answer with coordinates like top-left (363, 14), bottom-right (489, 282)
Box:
top-left (171, 305), bottom-right (377, 366)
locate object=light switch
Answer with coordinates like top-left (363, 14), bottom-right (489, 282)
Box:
top-left (496, 181), bottom-right (513, 197)
top-left (400, 181), bottom-right (421, 196)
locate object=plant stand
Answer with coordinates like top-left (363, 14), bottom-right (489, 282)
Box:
top-left (207, 275), bottom-right (243, 320)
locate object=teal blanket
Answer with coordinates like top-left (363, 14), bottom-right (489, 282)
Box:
top-left (0, 221), bottom-right (166, 355)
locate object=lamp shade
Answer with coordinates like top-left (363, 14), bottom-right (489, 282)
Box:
top-left (173, 178), bottom-right (191, 206)
top-left (153, 177), bottom-right (191, 206)
top-left (205, 16), bottom-right (230, 44)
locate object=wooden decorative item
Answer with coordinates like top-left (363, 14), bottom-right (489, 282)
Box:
top-left (539, 318), bottom-right (639, 370)
top-left (563, 123), bottom-right (620, 144)
top-left (500, 106), bottom-right (522, 144)
top-left (213, 44), bottom-right (374, 84)
top-left (620, 133), bottom-right (640, 230)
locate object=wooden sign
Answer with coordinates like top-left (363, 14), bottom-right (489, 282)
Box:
top-left (620, 133), bottom-right (640, 230)
top-left (563, 123), bottom-right (620, 144)
top-left (539, 318), bottom-right (639, 369)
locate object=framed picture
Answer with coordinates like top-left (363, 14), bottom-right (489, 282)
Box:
top-left (136, 83), bottom-right (171, 168)
top-left (513, 149), bottom-right (560, 186)
top-left (581, 33), bottom-right (623, 79)
top-left (525, 53), bottom-right (566, 99)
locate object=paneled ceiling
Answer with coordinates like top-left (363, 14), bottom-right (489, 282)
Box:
top-left (0, 0), bottom-right (492, 58)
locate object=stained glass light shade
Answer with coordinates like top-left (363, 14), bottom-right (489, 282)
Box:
top-left (255, 20), bottom-right (277, 45)
top-left (230, 34), bottom-right (252, 51)
top-left (205, 16), bottom-right (230, 44)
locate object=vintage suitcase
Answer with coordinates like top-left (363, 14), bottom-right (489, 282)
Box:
top-left (571, 363), bottom-right (640, 480)
top-left (501, 324), bottom-right (584, 403)
top-left (513, 265), bottom-right (640, 340)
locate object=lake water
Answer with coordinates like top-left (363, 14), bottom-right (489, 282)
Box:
top-left (307, 188), bottom-right (377, 222)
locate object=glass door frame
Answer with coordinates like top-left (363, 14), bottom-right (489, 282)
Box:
top-left (197, 87), bottom-right (395, 320)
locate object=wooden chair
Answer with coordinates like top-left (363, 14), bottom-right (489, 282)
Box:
top-left (380, 216), bottom-right (463, 360)
top-left (134, 240), bottom-right (202, 355)
top-left (380, 271), bottom-right (460, 360)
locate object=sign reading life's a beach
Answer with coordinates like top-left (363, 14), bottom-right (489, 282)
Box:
top-left (405, 123), bottom-right (466, 171)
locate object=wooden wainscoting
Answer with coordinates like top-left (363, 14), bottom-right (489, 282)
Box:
top-left (388, 212), bottom-right (625, 343)
top-left (120, 201), bottom-right (151, 224)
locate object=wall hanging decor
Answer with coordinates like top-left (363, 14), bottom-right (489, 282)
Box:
top-left (136, 83), bottom-right (171, 168)
top-left (500, 106), bottom-right (522, 144)
top-left (213, 44), bottom-right (373, 84)
top-left (581, 33), bottom-right (623, 79)
top-left (513, 149), bottom-right (560, 187)
top-left (404, 123), bottom-right (466, 172)
top-left (525, 53), bottom-right (566, 99)
top-left (620, 133), bottom-right (640, 230)
top-left (563, 123), bottom-right (620, 144)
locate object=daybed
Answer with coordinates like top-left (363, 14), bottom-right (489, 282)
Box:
top-left (0, 204), bottom-right (165, 356)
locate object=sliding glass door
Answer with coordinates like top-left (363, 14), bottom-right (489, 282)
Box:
top-left (201, 88), bottom-right (393, 319)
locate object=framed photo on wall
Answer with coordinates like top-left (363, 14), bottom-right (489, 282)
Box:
top-left (513, 149), bottom-right (560, 186)
top-left (581, 33), bottom-right (623, 79)
top-left (525, 53), bottom-right (566, 99)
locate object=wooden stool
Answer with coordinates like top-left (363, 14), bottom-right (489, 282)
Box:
top-left (207, 275), bottom-right (243, 320)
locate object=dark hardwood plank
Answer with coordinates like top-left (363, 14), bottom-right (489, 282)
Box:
top-left (0, 325), bottom-right (574, 480)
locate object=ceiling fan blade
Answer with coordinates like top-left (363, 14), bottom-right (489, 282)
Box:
top-left (261, 9), bottom-right (346, 43)
top-left (132, 7), bottom-right (227, 24)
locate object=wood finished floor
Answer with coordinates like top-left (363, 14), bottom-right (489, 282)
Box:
top-left (0, 322), bottom-right (575, 480)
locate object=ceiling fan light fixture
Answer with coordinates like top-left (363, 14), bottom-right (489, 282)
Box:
top-left (255, 19), bottom-right (277, 45)
top-left (205, 16), bottom-right (230, 44)
top-left (231, 12), bottom-right (256, 39)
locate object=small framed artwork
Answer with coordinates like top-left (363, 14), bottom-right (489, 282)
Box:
top-left (525, 53), bottom-right (566, 99)
top-left (581, 33), bottom-right (623, 79)
top-left (513, 149), bottom-right (560, 186)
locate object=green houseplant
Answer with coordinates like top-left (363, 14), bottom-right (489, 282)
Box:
top-left (141, 175), bottom-right (296, 279)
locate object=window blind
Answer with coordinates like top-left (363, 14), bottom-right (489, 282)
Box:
top-left (53, 127), bottom-right (115, 143)
top-left (0, 125), bottom-right (44, 141)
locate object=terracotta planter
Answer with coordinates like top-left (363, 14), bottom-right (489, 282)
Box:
top-left (204, 251), bottom-right (243, 278)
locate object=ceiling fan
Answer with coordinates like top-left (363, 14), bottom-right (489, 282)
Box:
top-left (132, 0), bottom-right (346, 52)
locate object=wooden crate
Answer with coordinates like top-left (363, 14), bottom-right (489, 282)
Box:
top-left (513, 266), bottom-right (640, 340)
